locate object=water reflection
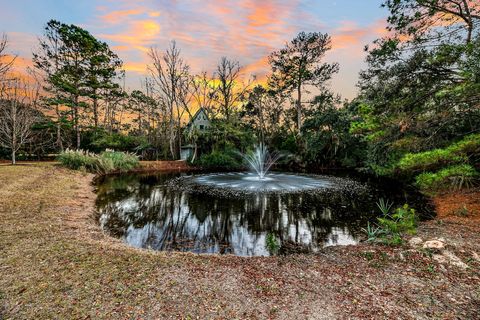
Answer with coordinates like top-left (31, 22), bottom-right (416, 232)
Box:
top-left (95, 172), bottom-right (383, 256)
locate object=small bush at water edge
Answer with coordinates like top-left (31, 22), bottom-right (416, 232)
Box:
top-left (364, 202), bottom-right (418, 246)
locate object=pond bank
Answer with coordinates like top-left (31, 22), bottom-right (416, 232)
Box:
top-left (1, 163), bottom-right (479, 319)
top-left (138, 160), bottom-right (194, 172)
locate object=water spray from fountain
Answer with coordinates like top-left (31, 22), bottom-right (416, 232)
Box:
top-left (241, 143), bottom-right (281, 179)
top-left (187, 143), bottom-right (334, 193)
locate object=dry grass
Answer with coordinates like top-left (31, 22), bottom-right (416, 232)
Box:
top-left (0, 163), bottom-right (479, 319)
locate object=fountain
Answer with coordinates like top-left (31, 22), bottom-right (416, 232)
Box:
top-left (241, 143), bottom-right (281, 180)
top-left (168, 143), bottom-right (358, 194)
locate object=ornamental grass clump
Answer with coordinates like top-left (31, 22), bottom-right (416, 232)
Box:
top-left (57, 149), bottom-right (99, 172)
top-left (58, 149), bottom-right (139, 174)
top-left (99, 150), bottom-right (139, 172)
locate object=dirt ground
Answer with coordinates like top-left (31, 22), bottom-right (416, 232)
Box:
top-left (0, 163), bottom-right (479, 319)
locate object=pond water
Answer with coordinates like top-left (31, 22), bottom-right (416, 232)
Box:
top-left (95, 171), bottom-right (432, 256)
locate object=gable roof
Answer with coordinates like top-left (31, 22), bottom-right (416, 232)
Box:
top-left (185, 107), bottom-right (210, 131)
top-left (189, 107), bottom-right (209, 124)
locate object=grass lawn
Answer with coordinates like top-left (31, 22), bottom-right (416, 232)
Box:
top-left (1, 163), bottom-right (479, 319)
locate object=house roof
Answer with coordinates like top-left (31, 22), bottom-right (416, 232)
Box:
top-left (190, 107), bottom-right (209, 124)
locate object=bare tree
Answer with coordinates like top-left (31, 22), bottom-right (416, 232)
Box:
top-left (215, 57), bottom-right (251, 121)
top-left (142, 77), bottom-right (158, 139)
top-left (0, 79), bottom-right (39, 164)
top-left (0, 34), bottom-right (16, 80)
top-left (149, 41), bottom-right (191, 159)
top-left (190, 71), bottom-right (219, 119)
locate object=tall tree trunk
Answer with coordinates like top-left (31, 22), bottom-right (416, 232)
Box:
top-left (138, 110), bottom-right (142, 133)
top-left (224, 103), bottom-right (229, 122)
top-left (466, 21), bottom-right (473, 44)
top-left (169, 125), bottom-right (175, 159)
top-left (296, 82), bottom-right (302, 135)
top-left (461, 0), bottom-right (474, 44)
top-left (12, 103), bottom-right (17, 164)
top-left (259, 100), bottom-right (265, 144)
top-left (76, 125), bottom-right (81, 149)
top-left (93, 95), bottom-right (98, 128)
top-left (55, 105), bottom-right (63, 151)
top-left (192, 142), bottom-right (197, 163)
top-left (168, 104), bottom-right (176, 159)
top-left (147, 107), bottom-right (151, 141)
top-left (74, 95), bottom-right (80, 149)
top-left (56, 123), bottom-right (63, 151)
top-left (177, 122), bottom-right (182, 160)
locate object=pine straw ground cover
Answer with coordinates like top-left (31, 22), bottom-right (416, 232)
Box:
top-left (0, 163), bottom-right (479, 319)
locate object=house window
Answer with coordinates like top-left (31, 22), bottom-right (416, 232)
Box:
top-left (199, 125), bottom-right (204, 130)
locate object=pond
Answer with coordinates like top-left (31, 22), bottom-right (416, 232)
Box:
top-left (95, 171), bottom-right (432, 256)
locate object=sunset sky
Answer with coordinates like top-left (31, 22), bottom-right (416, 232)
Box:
top-left (0, 0), bottom-right (389, 100)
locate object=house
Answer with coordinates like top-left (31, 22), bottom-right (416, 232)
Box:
top-left (186, 107), bottom-right (210, 132)
top-left (181, 108), bottom-right (211, 160)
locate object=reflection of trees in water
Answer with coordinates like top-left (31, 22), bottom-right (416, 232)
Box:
top-left (96, 174), bottom-right (374, 255)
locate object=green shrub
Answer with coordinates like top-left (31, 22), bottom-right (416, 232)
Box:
top-left (415, 164), bottom-right (478, 192)
top-left (448, 133), bottom-right (480, 155)
top-left (377, 204), bottom-right (418, 237)
top-left (364, 202), bottom-right (418, 246)
top-left (85, 129), bottom-right (150, 154)
top-left (265, 233), bottom-right (280, 255)
top-left (395, 134), bottom-right (480, 174)
top-left (397, 148), bottom-right (467, 173)
top-left (58, 149), bottom-right (139, 174)
top-left (197, 149), bottom-right (241, 169)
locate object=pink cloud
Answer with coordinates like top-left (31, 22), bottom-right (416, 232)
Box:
top-left (331, 20), bottom-right (388, 50)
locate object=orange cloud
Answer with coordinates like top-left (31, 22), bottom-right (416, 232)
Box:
top-left (100, 19), bottom-right (161, 52)
top-left (123, 61), bottom-right (148, 73)
top-left (135, 20), bottom-right (161, 38)
top-left (0, 55), bottom-right (33, 77)
top-left (94, 0), bottom-right (303, 83)
top-left (246, 1), bottom-right (277, 27)
top-left (102, 9), bottom-right (144, 24)
top-left (148, 11), bottom-right (161, 18)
